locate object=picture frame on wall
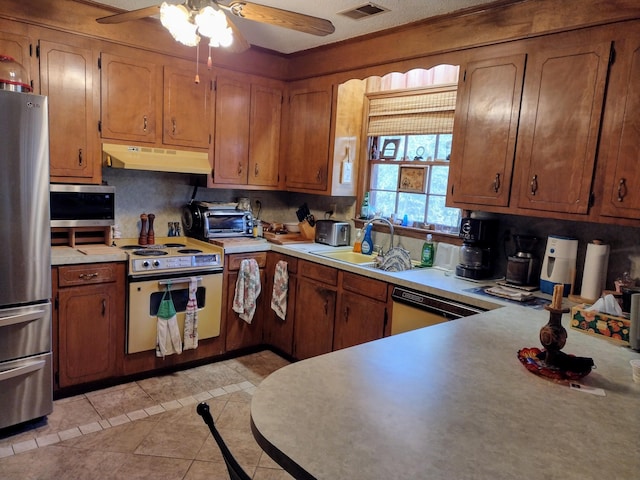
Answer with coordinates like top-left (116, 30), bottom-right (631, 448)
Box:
top-left (380, 139), bottom-right (400, 160)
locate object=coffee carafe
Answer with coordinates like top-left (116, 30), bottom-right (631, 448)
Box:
top-left (455, 217), bottom-right (498, 280)
top-left (506, 234), bottom-right (538, 287)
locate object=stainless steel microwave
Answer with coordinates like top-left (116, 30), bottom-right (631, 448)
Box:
top-left (50, 184), bottom-right (115, 227)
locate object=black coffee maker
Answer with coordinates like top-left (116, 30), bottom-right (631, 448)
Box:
top-left (505, 234), bottom-right (539, 287)
top-left (456, 217), bottom-right (498, 280)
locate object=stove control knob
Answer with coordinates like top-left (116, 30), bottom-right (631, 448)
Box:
top-left (142, 261), bottom-right (150, 268)
top-left (153, 260), bottom-right (161, 268)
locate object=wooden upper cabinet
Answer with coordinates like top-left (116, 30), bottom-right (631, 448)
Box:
top-left (100, 52), bottom-right (160, 143)
top-left (284, 84), bottom-right (332, 192)
top-left (514, 41), bottom-right (612, 214)
top-left (599, 36), bottom-right (640, 220)
top-left (212, 74), bottom-right (251, 184)
top-left (249, 83), bottom-right (281, 187)
top-left (40, 40), bottom-right (99, 183)
top-left (163, 65), bottom-right (212, 149)
top-left (448, 54), bottom-right (526, 207)
top-left (0, 29), bottom-right (35, 92)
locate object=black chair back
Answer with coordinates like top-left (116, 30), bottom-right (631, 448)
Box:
top-left (197, 402), bottom-right (253, 480)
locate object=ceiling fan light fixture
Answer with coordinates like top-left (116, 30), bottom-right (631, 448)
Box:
top-left (195, 5), bottom-right (234, 47)
top-left (160, 2), bottom-right (200, 46)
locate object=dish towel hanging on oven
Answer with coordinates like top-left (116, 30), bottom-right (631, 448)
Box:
top-left (183, 277), bottom-right (199, 350)
top-left (232, 258), bottom-right (261, 324)
top-left (156, 286), bottom-right (183, 358)
top-left (270, 260), bottom-right (288, 321)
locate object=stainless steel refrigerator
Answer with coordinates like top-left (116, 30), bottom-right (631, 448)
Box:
top-left (0, 89), bottom-right (53, 429)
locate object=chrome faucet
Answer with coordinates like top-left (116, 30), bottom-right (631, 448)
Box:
top-left (364, 217), bottom-right (395, 254)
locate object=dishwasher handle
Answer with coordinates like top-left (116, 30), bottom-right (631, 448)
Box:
top-left (391, 286), bottom-right (485, 319)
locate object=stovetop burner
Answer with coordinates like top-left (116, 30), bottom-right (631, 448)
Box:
top-left (120, 245), bottom-right (142, 250)
top-left (164, 243), bottom-right (186, 248)
top-left (177, 248), bottom-right (202, 254)
top-left (132, 249), bottom-right (168, 257)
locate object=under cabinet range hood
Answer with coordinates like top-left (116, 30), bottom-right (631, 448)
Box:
top-left (102, 143), bottom-right (211, 175)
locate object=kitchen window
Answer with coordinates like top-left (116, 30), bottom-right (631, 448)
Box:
top-left (364, 82), bottom-right (462, 233)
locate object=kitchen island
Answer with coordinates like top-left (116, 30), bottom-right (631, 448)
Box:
top-left (250, 305), bottom-right (640, 479)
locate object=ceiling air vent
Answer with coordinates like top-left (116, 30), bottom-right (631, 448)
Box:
top-left (339, 3), bottom-right (389, 20)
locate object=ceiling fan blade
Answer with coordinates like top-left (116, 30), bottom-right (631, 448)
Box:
top-left (96, 5), bottom-right (161, 24)
top-left (227, 1), bottom-right (335, 36)
top-left (223, 14), bottom-right (252, 53)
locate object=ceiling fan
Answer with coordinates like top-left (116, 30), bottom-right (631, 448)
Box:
top-left (96, 0), bottom-right (336, 53)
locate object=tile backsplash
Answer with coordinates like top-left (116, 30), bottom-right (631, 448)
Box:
top-left (103, 168), bottom-right (640, 292)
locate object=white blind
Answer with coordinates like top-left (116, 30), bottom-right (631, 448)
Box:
top-left (366, 87), bottom-right (457, 136)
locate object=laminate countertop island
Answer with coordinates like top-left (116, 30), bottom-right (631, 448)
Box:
top-left (250, 305), bottom-right (640, 480)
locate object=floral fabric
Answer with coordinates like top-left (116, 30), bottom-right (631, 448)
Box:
top-left (232, 258), bottom-right (261, 324)
top-left (270, 260), bottom-right (289, 320)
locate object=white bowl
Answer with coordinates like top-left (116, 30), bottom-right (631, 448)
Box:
top-left (285, 222), bottom-right (300, 233)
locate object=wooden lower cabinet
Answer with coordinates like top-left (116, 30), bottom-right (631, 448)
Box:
top-left (263, 253), bottom-right (297, 356)
top-left (54, 262), bottom-right (125, 389)
top-left (223, 252), bottom-right (267, 351)
top-left (333, 272), bottom-right (389, 351)
top-left (293, 275), bottom-right (336, 360)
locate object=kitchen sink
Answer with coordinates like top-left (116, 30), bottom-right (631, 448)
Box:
top-left (312, 249), bottom-right (377, 265)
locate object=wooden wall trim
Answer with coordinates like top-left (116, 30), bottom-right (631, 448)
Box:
top-left (286, 0), bottom-right (640, 80)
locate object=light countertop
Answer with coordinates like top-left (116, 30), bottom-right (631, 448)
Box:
top-left (251, 305), bottom-right (640, 480)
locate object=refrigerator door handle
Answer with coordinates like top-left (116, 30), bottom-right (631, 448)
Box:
top-left (0, 359), bottom-right (46, 382)
top-left (0, 308), bottom-right (47, 328)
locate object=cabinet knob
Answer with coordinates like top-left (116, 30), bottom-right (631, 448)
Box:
top-left (172, 118), bottom-right (176, 135)
top-left (617, 178), bottom-right (627, 202)
top-left (493, 173), bottom-right (500, 193)
top-left (143, 115), bottom-right (148, 132)
top-left (78, 148), bottom-right (83, 166)
top-left (254, 163), bottom-right (259, 176)
top-left (237, 162), bottom-right (243, 175)
top-left (530, 174), bottom-right (538, 196)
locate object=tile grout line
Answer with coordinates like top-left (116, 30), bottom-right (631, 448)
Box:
top-left (0, 380), bottom-right (257, 459)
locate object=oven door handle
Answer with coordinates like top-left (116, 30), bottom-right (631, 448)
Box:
top-left (158, 276), bottom-right (204, 286)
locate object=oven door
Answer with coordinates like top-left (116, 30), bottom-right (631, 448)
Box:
top-left (127, 271), bottom-right (222, 354)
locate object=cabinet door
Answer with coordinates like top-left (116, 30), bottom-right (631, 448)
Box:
top-left (448, 54), bottom-right (526, 207)
top-left (163, 66), bottom-right (212, 149)
top-left (248, 84), bottom-right (282, 187)
top-left (515, 41), bottom-right (612, 214)
top-left (40, 40), bottom-right (98, 183)
top-left (284, 85), bottom-right (332, 191)
top-left (334, 291), bottom-right (386, 351)
top-left (100, 52), bottom-right (160, 143)
top-left (293, 277), bottom-right (336, 360)
top-left (262, 253), bottom-right (296, 356)
top-left (58, 282), bottom-right (118, 387)
top-left (600, 37), bottom-right (640, 219)
top-left (0, 30), bottom-right (34, 91)
top-left (212, 75), bottom-right (250, 184)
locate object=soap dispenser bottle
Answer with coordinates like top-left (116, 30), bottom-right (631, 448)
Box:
top-left (361, 224), bottom-right (374, 255)
top-left (353, 228), bottom-right (363, 253)
top-left (421, 233), bottom-right (434, 267)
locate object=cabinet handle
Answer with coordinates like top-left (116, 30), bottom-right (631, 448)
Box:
top-left (530, 174), bottom-right (538, 196)
top-left (237, 162), bottom-right (243, 175)
top-left (78, 148), bottom-right (83, 166)
top-left (617, 178), bottom-right (627, 202)
top-left (316, 169), bottom-right (322, 181)
top-left (324, 300), bottom-right (328, 316)
top-left (102, 299), bottom-right (106, 316)
top-left (143, 115), bottom-right (148, 132)
top-left (172, 118), bottom-right (176, 135)
top-left (254, 163), bottom-right (259, 176)
top-left (78, 272), bottom-right (98, 280)
top-left (344, 306), bottom-right (350, 322)
top-left (493, 173), bottom-right (500, 193)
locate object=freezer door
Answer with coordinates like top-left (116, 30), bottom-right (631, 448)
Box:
top-left (0, 302), bottom-right (51, 363)
top-left (0, 90), bottom-right (51, 306)
top-left (0, 352), bottom-right (53, 429)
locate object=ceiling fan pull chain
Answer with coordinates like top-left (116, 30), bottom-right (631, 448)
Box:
top-left (194, 41), bottom-right (200, 84)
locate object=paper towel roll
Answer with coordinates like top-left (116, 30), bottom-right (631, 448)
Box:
top-left (629, 293), bottom-right (640, 350)
top-left (580, 241), bottom-right (609, 302)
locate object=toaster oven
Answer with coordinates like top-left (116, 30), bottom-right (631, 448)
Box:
top-left (182, 201), bottom-right (253, 239)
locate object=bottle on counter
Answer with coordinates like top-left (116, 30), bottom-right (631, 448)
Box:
top-left (421, 233), bottom-right (434, 267)
top-left (360, 192), bottom-right (370, 220)
top-left (353, 228), bottom-right (363, 253)
top-left (361, 224), bottom-right (374, 255)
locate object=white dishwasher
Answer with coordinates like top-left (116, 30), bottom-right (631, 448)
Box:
top-left (390, 285), bottom-right (485, 335)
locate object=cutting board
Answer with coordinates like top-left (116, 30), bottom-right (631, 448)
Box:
top-left (76, 245), bottom-right (122, 255)
top-left (264, 232), bottom-right (314, 244)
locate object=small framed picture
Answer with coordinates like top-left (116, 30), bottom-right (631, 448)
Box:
top-left (380, 139), bottom-right (400, 160)
top-left (399, 166), bottom-right (426, 192)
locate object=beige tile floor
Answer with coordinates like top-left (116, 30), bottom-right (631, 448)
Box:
top-left (0, 350), bottom-right (294, 480)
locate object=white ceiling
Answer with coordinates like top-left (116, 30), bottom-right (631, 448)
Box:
top-left (89, 0), bottom-right (501, 54)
